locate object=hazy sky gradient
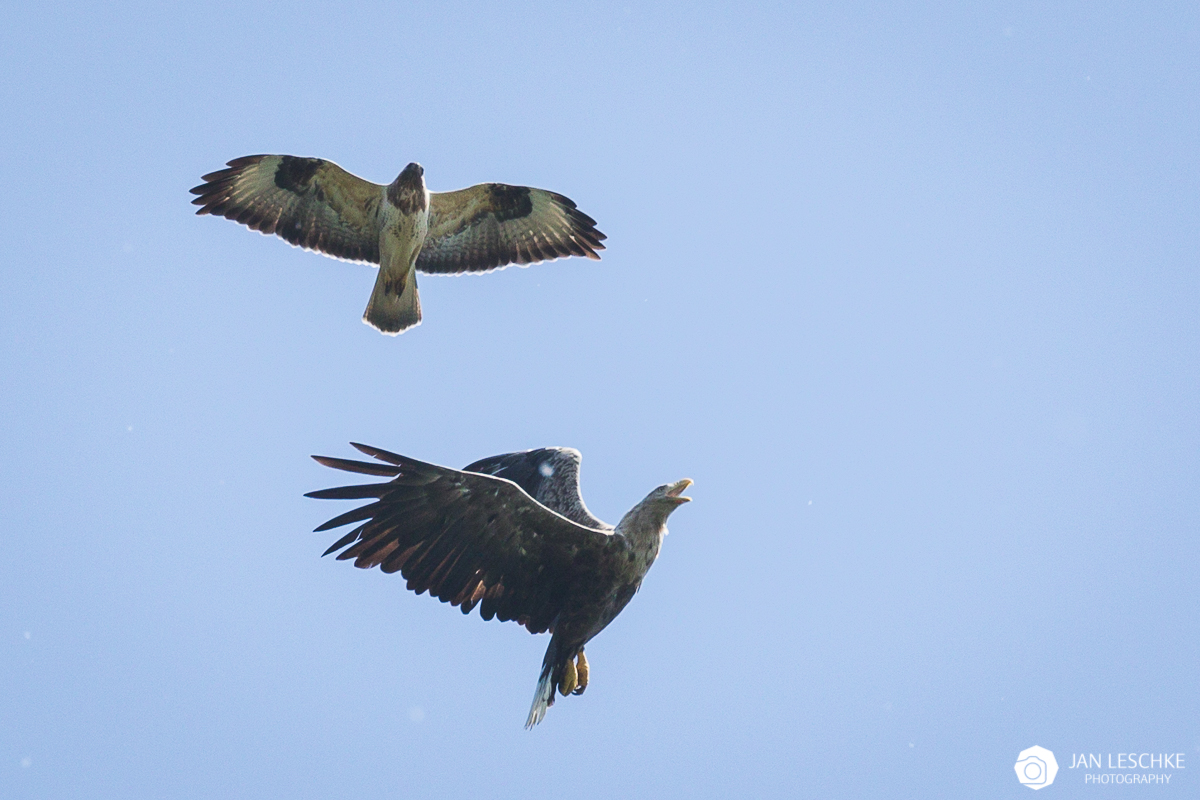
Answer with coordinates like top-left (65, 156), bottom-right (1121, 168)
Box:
top-left (2, 2), bottom-right (1197, 797)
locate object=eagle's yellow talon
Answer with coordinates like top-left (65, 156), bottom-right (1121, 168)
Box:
top-left (559, 657), bottom-right (577, 696)
top-left (573, 650), bottom-right (589, 695)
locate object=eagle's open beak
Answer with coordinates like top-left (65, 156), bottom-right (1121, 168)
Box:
top-left (666, 478), bottom-right (693, 503)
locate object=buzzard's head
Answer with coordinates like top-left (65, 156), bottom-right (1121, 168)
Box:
top-left (388, 162), bottom-right (428, 213)
top-left (396, 162), bottom-right (424, 183)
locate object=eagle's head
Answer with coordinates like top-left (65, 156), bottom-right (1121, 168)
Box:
top-left (615, 479), bottom-right (692, 547)
top-left (640, 478), bottom-right (693, 521)
top-left (659, 478), bottom-right (693, 506)
top-left (387, 162), bottom-right (428, 213)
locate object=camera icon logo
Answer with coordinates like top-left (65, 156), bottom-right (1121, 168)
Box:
top-left (1014, 745), bottom-right (1059, 790)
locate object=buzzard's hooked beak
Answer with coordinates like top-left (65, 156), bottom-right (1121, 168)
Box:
top-left (666, 479), bottom-right (693, 503)
top-left (397, 162), bottom-right (424, 184)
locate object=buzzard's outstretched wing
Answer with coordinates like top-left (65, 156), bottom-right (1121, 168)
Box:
top-left (464, 448), bottom-right (609, 530)
top-left (190, 155), bottom-right (383, 264)
top-left (307, 444), bottom-right (625, 635)
top-left (416, 184), bottom-right (605, 274)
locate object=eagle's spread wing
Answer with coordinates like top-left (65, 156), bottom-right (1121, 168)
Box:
top-left (190, 155), bottom-right (383, 264)
top-left (416, 184), bottom-right (606, 274)
top-left (464, 448), bottom-right (609, 530)
top-left (307, 444), bottom-right (626, 634)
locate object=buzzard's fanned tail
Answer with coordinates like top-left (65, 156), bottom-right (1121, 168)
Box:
top-left (363, 265), bottom-right (421, 334)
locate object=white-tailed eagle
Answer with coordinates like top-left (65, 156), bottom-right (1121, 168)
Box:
top-left (190, 156), bottom-right (606, 334)
top-left (306, 444), bottom-right (692, 727)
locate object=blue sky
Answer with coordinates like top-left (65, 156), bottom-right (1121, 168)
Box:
top-left (2, 2), bottom-right (1197, 797)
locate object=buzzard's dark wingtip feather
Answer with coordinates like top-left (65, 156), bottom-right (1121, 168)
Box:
top-left (225, 154), bottom-right (270, 168)
top-left (198, 167), bottom-right (237, 183)
top-left (548, 191), bottom-right (578, 209)
top-left (570, 209), bottom-right (598, 227)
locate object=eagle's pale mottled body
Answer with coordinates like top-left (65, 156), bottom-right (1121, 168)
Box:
top-left (191, 155), bottom-right (605, 333)
top-left (306, 444), bottom-right (691, 727)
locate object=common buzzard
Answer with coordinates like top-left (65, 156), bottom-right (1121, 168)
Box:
top-left (191, 156), bottom-right (606, 333)
top-left (306, 444), bottom-right (691, 727)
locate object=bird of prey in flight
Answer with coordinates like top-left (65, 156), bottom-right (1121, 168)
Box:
top-left (190, 156), bottom-right (606, 334)
top-left (306, 444), bottom-right (692, 727)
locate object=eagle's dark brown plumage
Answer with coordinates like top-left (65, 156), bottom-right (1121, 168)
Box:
top-left (190, 155), bottom-right (606, 333)
top-left (306, 444), bottom-right (692, 727)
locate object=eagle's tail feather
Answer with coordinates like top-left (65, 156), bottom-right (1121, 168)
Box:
top-left (525, 639), bottom-right (560, 729)
top-left (363, 266), bottom-right (421, 335)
